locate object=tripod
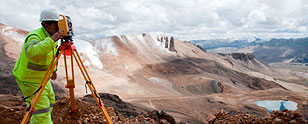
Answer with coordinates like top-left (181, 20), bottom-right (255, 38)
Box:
top-left (20, 40), bottom-right (113, 124)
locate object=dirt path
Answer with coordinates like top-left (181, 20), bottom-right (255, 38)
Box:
top-left (148, 99), bottom-right (158, 110)
top-left (123, 95), bottom-right (212, 111)
top-left (123, 95), bottom-right (210, 101)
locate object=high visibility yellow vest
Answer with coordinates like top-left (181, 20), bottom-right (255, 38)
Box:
top-left (13, 27), bottom-right (58, 83)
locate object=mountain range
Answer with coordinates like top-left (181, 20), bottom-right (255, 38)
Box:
top-left (193, 37), bottom-right (308, 64)
top-left (1, 23), bottom-right (308, 123)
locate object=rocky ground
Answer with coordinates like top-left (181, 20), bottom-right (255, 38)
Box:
top-left (0, 93), bottom-right (307, 124)
top-left (0, 94), bottom-right (176, 124)
top-left (208, 109), bottom-right (307, 124)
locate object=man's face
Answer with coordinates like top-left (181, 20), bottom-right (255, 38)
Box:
top-left (45, 21), bottom-right (59, 36)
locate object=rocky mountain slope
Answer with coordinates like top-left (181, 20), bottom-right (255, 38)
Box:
top-left (0, 23), bottom-right (307, 123)
top-left (0, 23), bottom-right (25, 95)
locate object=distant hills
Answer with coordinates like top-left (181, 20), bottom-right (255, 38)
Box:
top-left (254, 37), bottom-right (308, 63)
top-left (193, 37), bottom-right (308, 64)
top-left (192, 37), bottom-right (263, 50)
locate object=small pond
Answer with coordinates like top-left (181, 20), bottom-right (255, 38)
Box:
top-left (254, 100), bottom-right (297, 113)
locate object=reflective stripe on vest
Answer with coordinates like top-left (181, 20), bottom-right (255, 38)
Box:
top-left (32, 103), bottom-right (55, 115)
top-left (27, 62), bottom-right (49, 71)
top-left (24, 40), bottom-right (39, 58)
top-left (32, 107), bottom-right (50, 115)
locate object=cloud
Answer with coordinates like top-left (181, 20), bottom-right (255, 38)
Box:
top-left (0, 0), bottom-right (307, 40)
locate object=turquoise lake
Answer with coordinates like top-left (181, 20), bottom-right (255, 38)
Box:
top-left (254, 100), bottom-right (297, 112)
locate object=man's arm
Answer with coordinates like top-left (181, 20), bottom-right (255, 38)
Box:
top-left (25, 35), bottom-right (56, 61)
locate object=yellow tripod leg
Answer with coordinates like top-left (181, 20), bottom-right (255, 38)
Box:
top-left (63, 51), bottom-right (76, 112)
top-left (20, 49), bottom-right (64, 124)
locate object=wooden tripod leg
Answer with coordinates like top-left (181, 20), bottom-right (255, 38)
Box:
top-left (71, 50), bottom-right (113, 124)
top-left (63, 51), bottom-right (76, 112)
top-left (20, 50), bottom-right (64, 124)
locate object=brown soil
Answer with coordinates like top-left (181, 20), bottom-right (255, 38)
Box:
top-left (208, 109), bottom-right (308, 124)
top-left (0, 94), bottom-right (307, 124)
top-left (0, 94), bottom-right (176, 124)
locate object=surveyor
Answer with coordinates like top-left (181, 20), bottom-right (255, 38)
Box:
top-left (12, 8), bottom-right (63, 124)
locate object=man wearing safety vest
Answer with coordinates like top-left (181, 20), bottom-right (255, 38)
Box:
top-left (13, 9), bottom-right (63, 124)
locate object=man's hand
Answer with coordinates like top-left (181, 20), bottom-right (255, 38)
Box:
top-left (51, 71), bottom-right (57, 80)
top-left (51, 31), bottom-right (63, 42)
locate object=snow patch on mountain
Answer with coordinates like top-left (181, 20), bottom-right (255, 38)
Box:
top-left (149, 33), bottom-right (175, 54)
top-left (92, 38), bottom-right (119, 56)
top-left (121, 33), bottom-right (175, 55)
top-left (2, 26), bottom-right (26, 43)
top-left (74, 39), bottom-right (103, 70)
top-left (117, 35), bottom-right (127, 45)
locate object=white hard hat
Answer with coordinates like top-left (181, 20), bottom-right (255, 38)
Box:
top-left (39, 8), bottom-right (61, 22)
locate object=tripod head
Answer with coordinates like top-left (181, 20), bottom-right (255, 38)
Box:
top-left (58, 15), bottom-right (74, 43)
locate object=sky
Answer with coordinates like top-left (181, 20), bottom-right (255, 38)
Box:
top-left (0, 0), bottom-right (308, 41)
